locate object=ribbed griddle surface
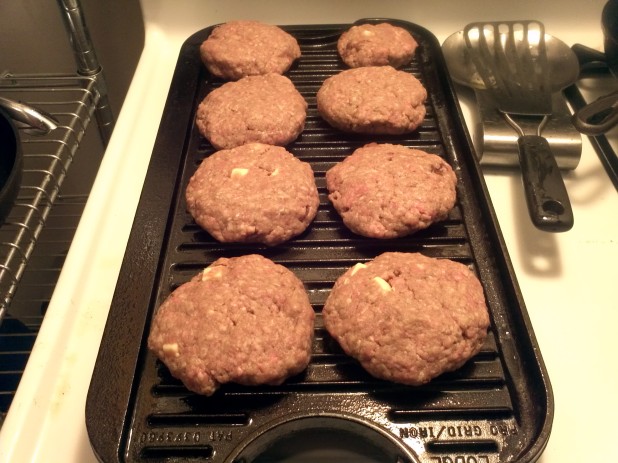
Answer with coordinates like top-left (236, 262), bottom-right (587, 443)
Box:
top-left (86, 20), bottom-right (553, 463)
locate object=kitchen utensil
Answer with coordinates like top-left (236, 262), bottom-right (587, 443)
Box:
top-left (86, 20), bottom-right (553, 463)
top-left (463, 20), bottom-right (574, 232)
top-left (0, 95), bottom-right (58, 135)
top-left (572, 90), bottom-right (618, 135)
top-left (572, 0), bottom-right (618, 135)
top-left (476, 90), bottom-right (581, 168)
top-left (443, 29), bottom-right (580, 92)
top-left (442, 29), bottom-right (582, 170)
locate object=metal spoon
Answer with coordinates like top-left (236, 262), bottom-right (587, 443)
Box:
top-left (0, 96), bottom-right (59, 135)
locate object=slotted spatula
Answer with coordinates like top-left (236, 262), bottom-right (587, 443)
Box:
top-left (464, 20), bottom-right (574, 232)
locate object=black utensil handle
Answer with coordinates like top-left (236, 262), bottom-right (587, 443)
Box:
top-left (572, 90), bottom-right (618, 135)
top-left (517, 135), bottom-right (574, 232)
top-left (571, 43), bottom-right (610, 74)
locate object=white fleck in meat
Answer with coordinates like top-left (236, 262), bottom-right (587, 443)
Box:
top-left (230, 168), bottom-right (249, 178)
top-left (162, 343), bottom-right (180, 357)
top-left (373, 276), bottom-right (392, 292)
top-left (202, 266), bottom-right (223, 280)
top-left (350, 263), bottom-right (367, 276)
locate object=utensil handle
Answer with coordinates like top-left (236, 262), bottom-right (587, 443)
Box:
top-left (571, 43), bottom-right (611, 74)
top-left (517, 135), bottom-right (574, 232)
top-left (572, 90), bottom-right (618, 135)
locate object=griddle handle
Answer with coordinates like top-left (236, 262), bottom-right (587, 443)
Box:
top-left (517, 135), bottom-right (574, 232)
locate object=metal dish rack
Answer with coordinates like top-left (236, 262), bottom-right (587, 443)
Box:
top-left (0, 0), bottom-right (111, 321)
top-left (0, 74), bottom-right (100, 319)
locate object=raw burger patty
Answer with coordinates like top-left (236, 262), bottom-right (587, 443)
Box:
top-left (323, 252), bottom-right (490, 386)
top-left (195, 73), bottom-right (307, 150)
top-left (316, 66), bottom-right (427, 134)
top-left (148, 254), bottom-right (315, 396)
top-left (338, 22), bottom-right (418, 68)
top-left (326, 143), bottom-right (457, 238)
top-left (185, 143), bottom-right (319, 246)
top-left (200, 20), bottom-right (301, 80)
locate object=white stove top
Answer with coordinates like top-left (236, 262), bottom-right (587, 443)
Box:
top-left (1, 1), bottom-right (617, 462)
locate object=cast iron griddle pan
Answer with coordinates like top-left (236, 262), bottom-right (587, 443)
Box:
top-left (86, 19), bottom-right (553, 463)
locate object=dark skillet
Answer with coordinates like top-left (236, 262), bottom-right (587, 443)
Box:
top-left (0, 108), bottom-right (22, 225)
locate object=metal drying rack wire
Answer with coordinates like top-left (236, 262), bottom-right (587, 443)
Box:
top-left (0, 74), bottom-right (100, 321)
top-left (0, 0), bottom-right (112, 322)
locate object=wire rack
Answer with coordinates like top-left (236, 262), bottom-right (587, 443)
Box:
top-left (0, 74), bottom-right (99, 320)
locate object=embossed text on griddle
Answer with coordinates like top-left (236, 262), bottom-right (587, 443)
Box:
top-left (400, 425), bottom-right (483, 439)
top-left (207, 430), bottom-right (233, 442)
top-left (430, 457), bottom-right (490, 463)
top-left (139, 430), bottom-right (201, 444)
top-left (489, 422), bottom-right (518, 436)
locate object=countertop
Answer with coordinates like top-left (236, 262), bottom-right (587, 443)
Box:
top-left (1, 1), bottom-right (617, 462)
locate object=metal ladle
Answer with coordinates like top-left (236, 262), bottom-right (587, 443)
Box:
top-left (0, 95), bottom-right (59, 135)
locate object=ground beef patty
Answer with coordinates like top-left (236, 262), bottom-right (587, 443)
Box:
top-left (200, 20), bottom-right (301, 80)
top-left (316, 66), bottom-right (426, 134)
top-left (195, 73), bottom-right (307, 150)
top-left (148, 254), bottom-right (315, 396)
top-left (186, 143), bottom-right (318, 246)
top-left (326, 143), bottom-right (457, 238)
top-left (323, 252), bottom-right (490, 386)
top-left (338, 22), bottom-right (418, 68)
